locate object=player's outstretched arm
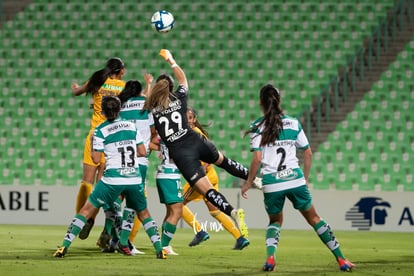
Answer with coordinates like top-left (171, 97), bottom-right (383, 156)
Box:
top-left (159, 49), bottom-right (188, 88)
top-left (71, 82), bottom-right (87, 96)
top-left (143, 73), bottom-right (153, 97)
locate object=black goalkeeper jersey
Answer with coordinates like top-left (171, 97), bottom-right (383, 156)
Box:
top-left (151, 85), bottom-right (192, 146)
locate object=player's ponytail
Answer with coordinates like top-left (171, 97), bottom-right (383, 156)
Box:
top-left (144, 79), bottom-right (171, 111)
top-left (119, 80), bottom-right (143, 105)
top-left (156, 73), bottom-right (174, 92)
top-left (85, 57), bottom-right (125, 95)
top-left (259, 84), bottom-right (284, 146)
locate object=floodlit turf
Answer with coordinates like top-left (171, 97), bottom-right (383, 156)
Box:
top-left (0, 225), bottom-right (413, 275)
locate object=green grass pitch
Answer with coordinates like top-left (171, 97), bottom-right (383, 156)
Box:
top-left (0, 225), bottom-right (413, 275)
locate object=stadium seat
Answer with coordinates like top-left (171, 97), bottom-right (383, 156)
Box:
top-left (0, 0), bottom-right (407, 190)
top-left (315, 37), bottom-right (414, 191)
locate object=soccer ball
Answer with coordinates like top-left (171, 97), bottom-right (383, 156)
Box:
top-left (151, 10), bottom-right (175, 33)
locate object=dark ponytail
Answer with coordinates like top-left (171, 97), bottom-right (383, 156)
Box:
top-left (85, 57), bottom-right (124, 95)
top-left (247, 84), bottom-right (284, 146)
top-left (259, 84), bottom-right (283, 146)
top-left (118, 80), bottom-right (143, 105)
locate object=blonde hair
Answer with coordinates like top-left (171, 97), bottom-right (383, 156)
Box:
top-left (143, 79), bottom-right (171, 111)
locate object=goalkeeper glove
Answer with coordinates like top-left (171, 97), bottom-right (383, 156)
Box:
top-left (159, 49), bottom-right (176, 64)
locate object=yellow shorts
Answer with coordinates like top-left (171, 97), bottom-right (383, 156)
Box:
top-left (183, 166), bottom-right (219, 202)
top-left (83, 130), bottom-right (105, 166)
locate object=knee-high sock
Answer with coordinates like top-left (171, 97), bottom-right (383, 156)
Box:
top-left (210, 210), bottom-right (240, 239)
top-left (112, 197), bottom-right (123, 239)
top-left (75, 181), bottom-right (93, 213)
top-left (266, 223), bottom-right (280, 258)
top-left (161, 221), bottom-right (177, 247)
top-left (119, 208), bottom-right (135, 246)
top-left (217, 156), bottom-right (249, 180)
top-left (103, 210), bottom-right (116, 236)
top-left (102, 197), bottom-right (123, 241)
top-left (182, 205), bottom-right (203, 233)
top-left (314, 219), bottom-right (345, 259)
top-left (205, 189), bottom-right (234, 216)
top-left (62, 214), bottom-right (87, 248)
top-left (142, 217), bottom-right (163, 253)
top-left (128, 217), bottom-right (142, 242)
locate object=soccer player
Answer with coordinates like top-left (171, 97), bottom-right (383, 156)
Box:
top-left (96, 77), bottom-right (157, 254)
top-left (53, 96), bottom-right (165, 259)
top-left (240, 84), bottom-right (355, 272)
top-left (144, 49), bottom-right (249, 239)
top-left (71, 58), bottom-right (126, 239)
top-left (105, 133), bottom-right (183, 257)
top-left (119, 76), bottom-right (157, 254)
top-left (182, 108), bottom-right (249, 250)
top-left (154, 137), bottom-right (183, 256)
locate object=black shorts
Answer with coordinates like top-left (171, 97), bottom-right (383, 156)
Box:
top-left (168, 131), bottom-right (219, 186)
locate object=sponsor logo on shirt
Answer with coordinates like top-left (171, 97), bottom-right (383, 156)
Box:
top-left (273, 168), bottom-right (297, 180)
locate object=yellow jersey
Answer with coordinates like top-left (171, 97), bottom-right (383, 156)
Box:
top-left (90, 78), bottom-right (126, 130)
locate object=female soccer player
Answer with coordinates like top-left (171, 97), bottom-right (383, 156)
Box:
top-left (118, 77), bottom-right (157, 177)
top-left (240, 84), bottom-right (354, 272)
top-left (144, 49), bottom-right (249, 238)
top-left (96, 78), bottom-right (157, 254)
top-left (182, 108), bottom-right (249, 250)
top-left (154, 137), bottom-right (183, 256)
top-left (112, 133), bottom-right (183, 257)
top-left (71, 57), bottom-right (126, 239)
top-left (119, 77), bottom-right (158, 254)
top-left (53, 96), bottom-right (165, 259)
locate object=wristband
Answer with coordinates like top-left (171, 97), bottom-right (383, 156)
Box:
top-left (171, 63), bottom-right (179, 68)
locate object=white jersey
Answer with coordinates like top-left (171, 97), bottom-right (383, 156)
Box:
top-left (156, 141), bottom-right (180, 179)
top-left (250, 115), bottom-right (309, 193)
top-left (93, 118), bottom-right (144, 185)
top-left (120, 96), bottom-right (154, 166)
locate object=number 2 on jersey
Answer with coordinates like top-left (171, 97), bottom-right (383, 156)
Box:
top-left (276, 148), bottom-right (287, 171)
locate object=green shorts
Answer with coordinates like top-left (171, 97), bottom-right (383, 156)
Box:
top-left (156, 167), bottom-right (183, 205)
top-left (88, 180), bottom-right (147, 212)
top-left (264, 185), bottom-right (312, 215)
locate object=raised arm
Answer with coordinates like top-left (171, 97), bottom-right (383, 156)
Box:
top-left (71, 82), bottom-right (88, 96)
top-left (159, 49), bottom-right (188, 88)
top-left (142, 73), bottom-right (153, 97)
